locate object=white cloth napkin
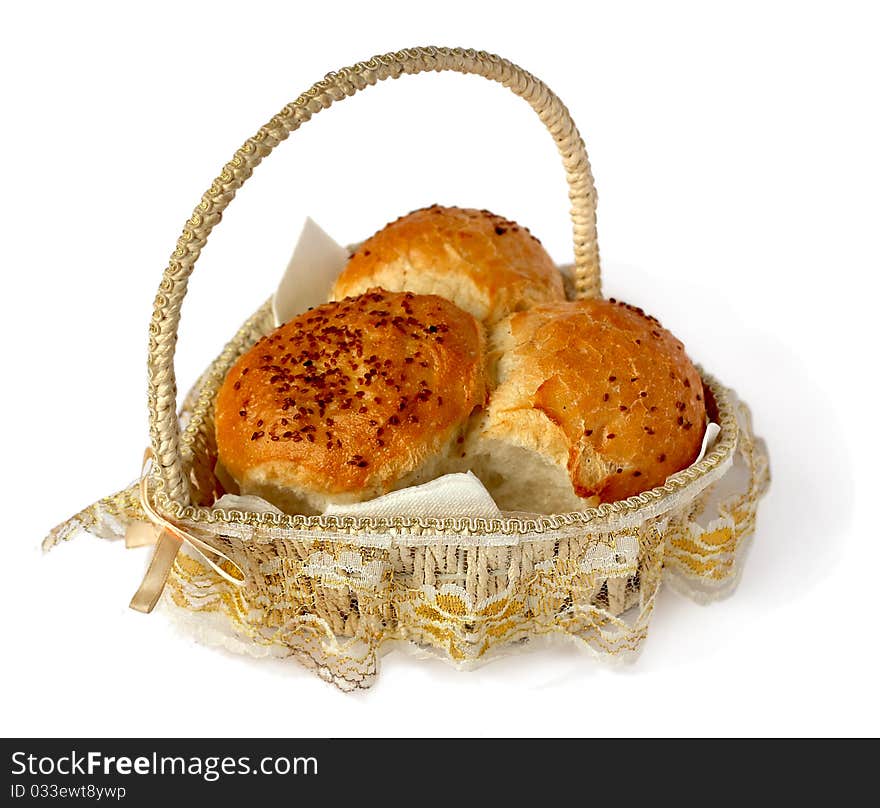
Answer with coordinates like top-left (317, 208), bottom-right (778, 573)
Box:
top-left (212, 493), bottom-right (284, 515)
top-left (213, 473), bottom-right (502, 519)
top-left (272, 217), bottom-right (347, 327)
top-left (696, 422), bottom-right (721, 465)
top-left (324, 472), bottom-right (502, 519)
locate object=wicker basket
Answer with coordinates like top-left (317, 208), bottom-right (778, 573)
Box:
top-left (46, 47), bottom-right (769, 690)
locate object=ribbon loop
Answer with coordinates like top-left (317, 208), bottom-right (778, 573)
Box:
top-left (129, 531), bottom-right (182, 613)
top-left (129, 450), bottom-right (245, 613)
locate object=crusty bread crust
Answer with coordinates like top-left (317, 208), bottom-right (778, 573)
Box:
top-left (473, 298), bottom-right (707, 504)
top-left (331, 205), bottom-right (565, 323)
top-left (215, 290), bottom-right (486, 513)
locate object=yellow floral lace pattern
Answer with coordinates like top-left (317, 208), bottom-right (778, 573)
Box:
top-left (163, 523), bottom-right (662, 690)
top-left (663, 399), bottom-right (770, 600)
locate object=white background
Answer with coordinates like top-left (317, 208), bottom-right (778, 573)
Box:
top-left (2, 1), bottom-right (877, 737)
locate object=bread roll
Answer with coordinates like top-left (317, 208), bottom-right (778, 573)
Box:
top-left (215, 290), bottom-right (487, 514)
top-left (465, 298), bottom-right (707, 512)
top-left (331, 205), bottom-right (565, 323)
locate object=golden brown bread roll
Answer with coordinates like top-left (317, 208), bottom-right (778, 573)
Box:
top-left (331, 205), bottom-right (565, 323)
top-left (464, 298), bottom-right (707, 512)
top-left (215, 289), bottom-right (487, 514)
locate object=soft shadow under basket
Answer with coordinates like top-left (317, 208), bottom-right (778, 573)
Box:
top-left (46, 46), bottom-right (770, 690)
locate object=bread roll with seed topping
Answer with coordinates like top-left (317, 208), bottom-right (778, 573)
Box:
top-left (215, 289), bottom-right (487, 514)
top-left (330, 205), bottom-right (565, 324)
top-left (464, 298), bottom-right (707, 512)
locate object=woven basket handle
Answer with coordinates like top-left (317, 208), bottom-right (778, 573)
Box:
top-left (148, 46), bottom-right (601, 505)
